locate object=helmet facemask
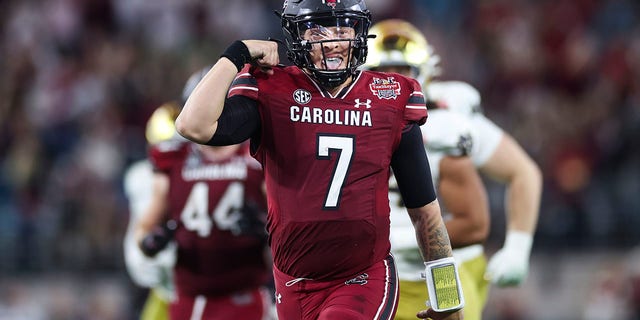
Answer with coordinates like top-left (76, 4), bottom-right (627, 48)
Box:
top-left (282, 8), bottom-right (371, 88)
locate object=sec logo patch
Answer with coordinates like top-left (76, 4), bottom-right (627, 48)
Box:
top-left (293, 89), bottom-right (312, 104)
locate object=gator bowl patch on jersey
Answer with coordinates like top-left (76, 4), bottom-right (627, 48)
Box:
top-left (369, 77), bottom-right (401, 99)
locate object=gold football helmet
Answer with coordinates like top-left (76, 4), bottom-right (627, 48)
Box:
top-left (145, 102), bottom-right (181, 145)
top-left (364, 19), bottom-right (440, 86)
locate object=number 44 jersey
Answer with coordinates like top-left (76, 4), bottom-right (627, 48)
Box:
top-left (229, 65), bottom-right (428, 281)
top-left (148, 140), bottom-right (270, 297)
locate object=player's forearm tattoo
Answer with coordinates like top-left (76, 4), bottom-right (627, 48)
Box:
top-left (426, 221), bottom-right (452, 260)
top-left (412, 213), bottom-right (453, 261)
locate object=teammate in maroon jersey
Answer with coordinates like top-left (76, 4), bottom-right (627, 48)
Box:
top-left (135, 70), bottom-right (274, 320)
top-left (175, 0), bottom-right (463, 319)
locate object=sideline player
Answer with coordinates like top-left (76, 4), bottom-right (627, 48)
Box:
top-left (388, 110), bottom-right (490, 320)
top-left (175, 1), bottom-right (464, 319)
top-left (134, 69), bottom-right (274, 320)
top-left (365, 19), bottom-right (543, 320)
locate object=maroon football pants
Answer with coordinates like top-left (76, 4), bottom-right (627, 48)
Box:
top-left (169, 287), bottom-right (272, 320)
top-left (273, 255), bottom-right (398, 320)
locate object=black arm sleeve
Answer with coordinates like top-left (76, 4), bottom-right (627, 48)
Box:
top-left (390, 124), bottom-right (437, 208)
top-left (205, 95), bottom-right (261, 146)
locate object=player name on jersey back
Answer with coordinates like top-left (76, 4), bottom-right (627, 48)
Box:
top-left (182, 160), bottom-right (248, 181)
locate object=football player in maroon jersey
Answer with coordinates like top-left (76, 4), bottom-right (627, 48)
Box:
top-left (135, 69), bottom-right (274, 320)
top-left (176, 1), bottom-right (463, 319)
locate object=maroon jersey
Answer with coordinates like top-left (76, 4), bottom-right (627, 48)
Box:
top-left (149, 141), bottom-right (269, 297)
top-left (228, 66), bottom-right (427, 280)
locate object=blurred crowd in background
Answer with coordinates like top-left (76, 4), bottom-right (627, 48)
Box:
top-left (0, 0), bottom-right (639, 319)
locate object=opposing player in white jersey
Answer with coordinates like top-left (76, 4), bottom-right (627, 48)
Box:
top-left (388, 109), bottom-right (491, 320)
top-left (365, 19), bottom-right (543, 320)
top-left (123, 102), bottom-right (181, 320)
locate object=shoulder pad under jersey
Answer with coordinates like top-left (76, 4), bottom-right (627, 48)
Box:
top-left (427, 81), bottom-right (482, 116)
top-left (421, 109), bottom-right (474, 157)
top-left (147, 138), bottom-right (192, 174)
top-left (151, 134), bottom-right (188, 152)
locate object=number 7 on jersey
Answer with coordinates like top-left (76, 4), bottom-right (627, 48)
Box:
top-left (316, 134), bottom-right (355, 209)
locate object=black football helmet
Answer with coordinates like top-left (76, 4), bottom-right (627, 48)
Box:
top-left (182, 66), bottom-right (212, 105)
top-left (281, 0), bottom-right (371, 88)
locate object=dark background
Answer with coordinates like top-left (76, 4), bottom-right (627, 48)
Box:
top-left (0, 0), bottom-right (638, 319)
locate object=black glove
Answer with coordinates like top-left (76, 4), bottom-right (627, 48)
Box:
top-left (230, 202), bottom-right (267, 240)
top-left (139, 220), bottom-right (177, 257)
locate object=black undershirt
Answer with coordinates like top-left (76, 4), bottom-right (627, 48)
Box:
top-left (390, 124), bottom-right (437, 208)
top-left (205, 95), bottom-right (261, 146)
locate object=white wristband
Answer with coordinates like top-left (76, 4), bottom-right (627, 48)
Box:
top-left (422, 257), bottom-right (465, 312)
